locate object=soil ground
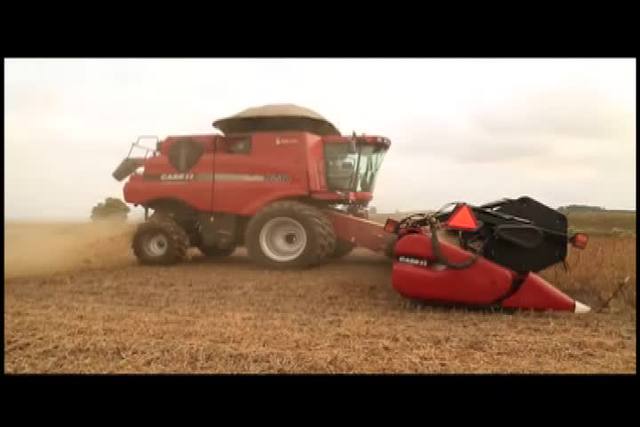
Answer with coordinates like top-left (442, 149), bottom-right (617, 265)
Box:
top-left (4, 222), bottom-right (635, 373)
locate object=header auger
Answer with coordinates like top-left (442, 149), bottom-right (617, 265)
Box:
top-left (113, 104), bottom-right (589, 313)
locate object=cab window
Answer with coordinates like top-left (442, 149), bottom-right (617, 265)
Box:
top-left (219, 137), bottom-right (252, 154)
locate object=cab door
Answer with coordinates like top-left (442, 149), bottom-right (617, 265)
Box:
top-left (212, 135), bottom-right (254, 213)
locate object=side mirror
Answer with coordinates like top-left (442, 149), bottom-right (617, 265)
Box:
top-left (348, 140), bottom-right (357, 154)
top-left (348, 132), bottom-right (358, 154)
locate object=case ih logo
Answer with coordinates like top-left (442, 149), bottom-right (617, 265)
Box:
top-left (263, 174), bottom-right (290, 182)
top-left (160, 173), bottom-right (195, 181)
top-left (148, 173), bottom-right (290, 183)
top-left (275, 137), bottom-right (299, 146)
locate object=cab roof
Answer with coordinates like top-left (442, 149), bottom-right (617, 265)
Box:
top-left (213, 104), bottom-right (341, 136)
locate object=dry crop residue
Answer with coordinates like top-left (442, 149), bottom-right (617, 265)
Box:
top-left (4, 221), bottom-right (636, 373)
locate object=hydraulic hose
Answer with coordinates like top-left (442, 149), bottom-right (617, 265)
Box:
top-left (397, 205), bottom-right (479, 270)
top-left (426, 216), bottom-right (479, 270)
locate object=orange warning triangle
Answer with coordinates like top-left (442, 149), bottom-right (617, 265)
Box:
top-left (446, 204), bottom-right (478, 231)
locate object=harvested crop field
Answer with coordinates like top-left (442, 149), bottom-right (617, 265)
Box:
top-left (4, 222), bottom-right (636, 374)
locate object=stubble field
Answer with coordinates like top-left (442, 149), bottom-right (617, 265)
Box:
top-left (4, 213), bottom-right (636, 373)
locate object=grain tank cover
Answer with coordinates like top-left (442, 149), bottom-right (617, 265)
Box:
top-left (213, 104), bottom-right (340, 136)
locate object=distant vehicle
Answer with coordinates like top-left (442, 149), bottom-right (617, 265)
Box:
top-left (91, 197), bottom-right (130, 222)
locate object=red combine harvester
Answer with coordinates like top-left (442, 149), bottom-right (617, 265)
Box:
top-left (113, 104), bottom-right (590, 313)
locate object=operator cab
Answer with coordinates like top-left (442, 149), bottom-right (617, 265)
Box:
top-left (213, 103), bottom-right (391, 201)
top-left (322, 135), bottom-right (390, 194)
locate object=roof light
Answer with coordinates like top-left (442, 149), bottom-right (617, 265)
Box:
top-left (570, 233), bottom-right (588, 250)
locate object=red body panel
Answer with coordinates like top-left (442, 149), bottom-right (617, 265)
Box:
top-left (501, 273), bottom-right (576, 311)
top-left (123, 132), bottom-right (386, 216)
top-left (212, 132), bottom-right (310, 215)
top-left (124, 132), bottom-right (316, 215)
top-left (392, 233), bottom-right (514, 305)
top-left (325, 210), bottom-right (394, 252)
top-left (306, 135), bottom-right (327, 192)
top-left (125, 151), bottom-right (216, 211)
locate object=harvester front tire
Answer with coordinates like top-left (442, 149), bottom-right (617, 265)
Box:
top-left (245, 201), bottom-right (336, 269)
top-left (132, 215), bottom-right (189, 265)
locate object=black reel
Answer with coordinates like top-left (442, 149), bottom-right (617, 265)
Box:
top-left (435, 197), bottom-right (569, 273)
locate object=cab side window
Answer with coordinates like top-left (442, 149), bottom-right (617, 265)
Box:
top-left (219, 137), bottom-right (252, 154)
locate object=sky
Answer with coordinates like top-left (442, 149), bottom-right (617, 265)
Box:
top-left (4, 58), bottom-right (636, 220)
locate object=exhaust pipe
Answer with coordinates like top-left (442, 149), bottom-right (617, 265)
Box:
top-left (112, 158), bottom-right (144, 181)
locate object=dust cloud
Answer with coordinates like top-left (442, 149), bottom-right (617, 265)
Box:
top-left (4, 221), bottom-right (137, 279)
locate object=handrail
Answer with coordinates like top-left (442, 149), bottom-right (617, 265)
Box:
top-left (126, 135), bottom-right (160, 158)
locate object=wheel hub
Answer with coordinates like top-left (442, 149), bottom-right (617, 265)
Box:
top-left (145, 233), bottom-right (169, 257)
top-left (285, 233), bottom-right (297, 244)
top-left (259, 217), bottom-right (307, 262)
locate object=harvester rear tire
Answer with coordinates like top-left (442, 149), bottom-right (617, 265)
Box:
top-left (331, 239), bottom-right (355, 258)
top-left (132, 214), bottom-right (189, 265)
top-left (245, 201), bottom-right (336, 269)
